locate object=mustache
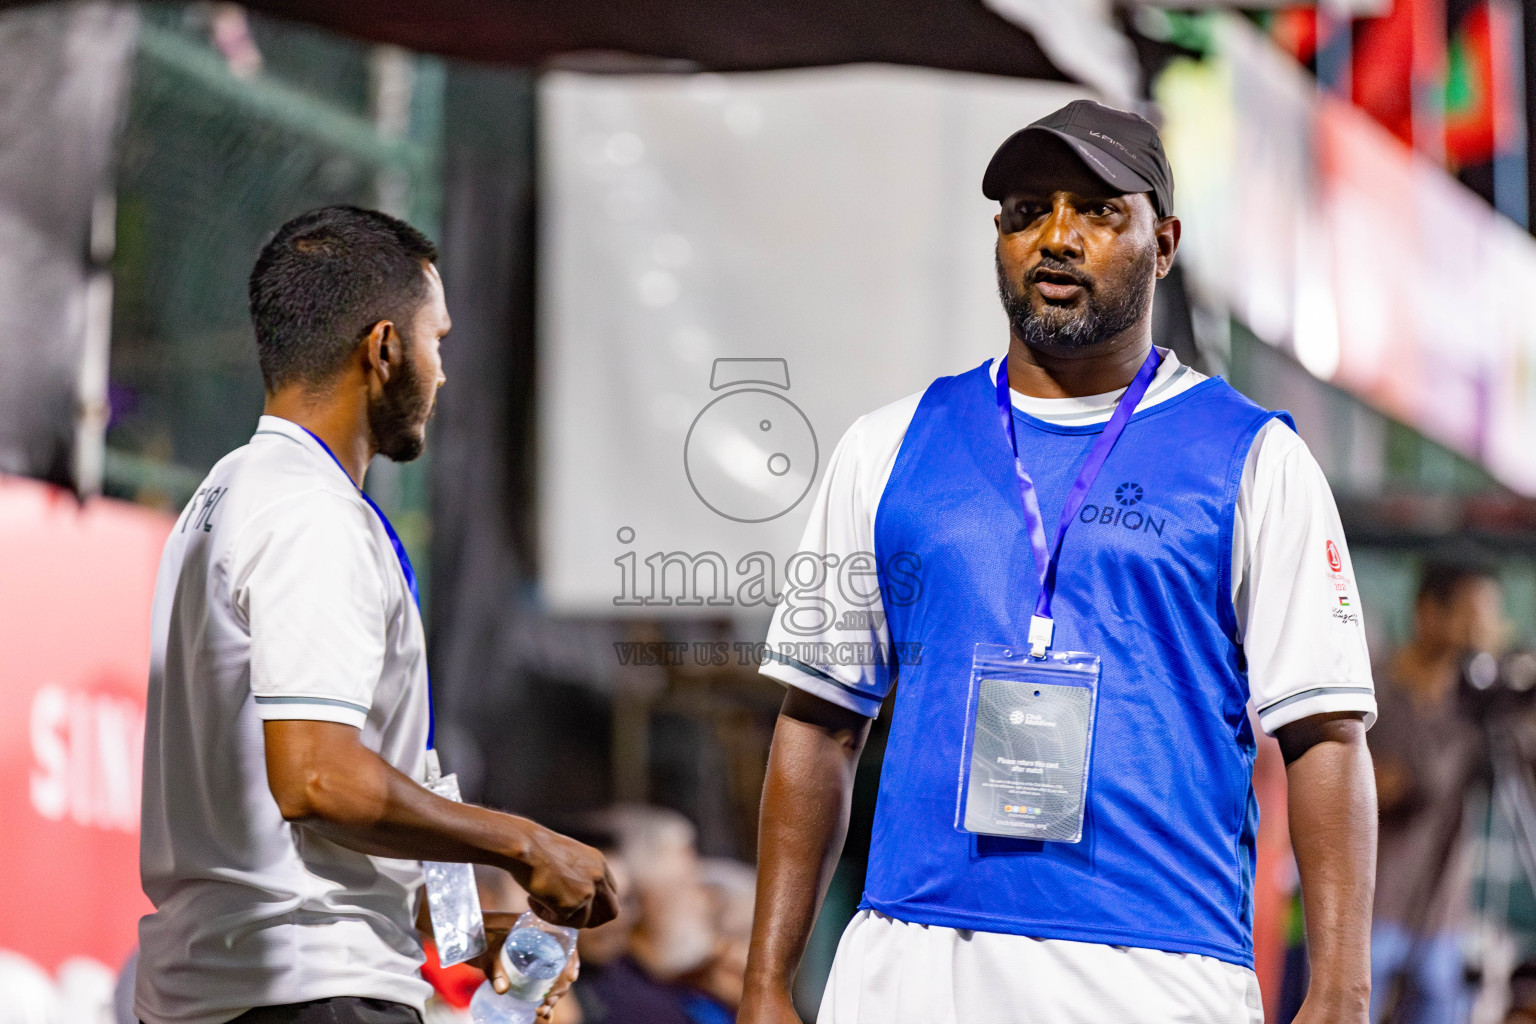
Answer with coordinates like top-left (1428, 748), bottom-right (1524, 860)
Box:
top-left (1028, 258), bottom-right (1092, 291)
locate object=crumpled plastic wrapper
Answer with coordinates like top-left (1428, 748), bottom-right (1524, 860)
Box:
top-left (423, 772), bottom-right (487, 966)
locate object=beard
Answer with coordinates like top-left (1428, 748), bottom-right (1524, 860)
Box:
top-left (996, 244), bottom-right (1157, 352)
top-left (368, 338), bottom-right (435, 463)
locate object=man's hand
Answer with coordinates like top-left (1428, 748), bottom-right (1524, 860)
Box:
top-left (511, 827), bottom-right (619, 929)
top-left (737, 983), bottom-right (803, 1024)
top-left (538, 951), bottom-right (580, 1021)
top-left (476, 913), bottom-right (581, 1022)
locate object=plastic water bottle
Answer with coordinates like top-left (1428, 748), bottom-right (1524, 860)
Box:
top-left (469, 912), bottom-right (577, 1024)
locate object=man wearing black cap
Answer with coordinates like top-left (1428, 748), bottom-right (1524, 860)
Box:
top-left (740, 101), bottom-right (1377, 1023)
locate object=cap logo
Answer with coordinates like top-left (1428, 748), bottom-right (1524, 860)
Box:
top-left (1087, 129), bottom-right (1130, 155)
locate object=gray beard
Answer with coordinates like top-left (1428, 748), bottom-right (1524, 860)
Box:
top-left (996, 247), bottom-right (1156, 352)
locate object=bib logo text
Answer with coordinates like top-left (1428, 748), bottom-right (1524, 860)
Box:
top-left (1078, 483), bottom-right (1166, 537)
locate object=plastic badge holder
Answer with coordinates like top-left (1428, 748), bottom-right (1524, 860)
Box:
top-left (422, 771), bottom-right (487, 966)
top-left (956, 643), bottom-right (1101, 843)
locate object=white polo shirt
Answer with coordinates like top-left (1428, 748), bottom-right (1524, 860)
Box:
top-left (137, 415), bottom-right (432, 1024)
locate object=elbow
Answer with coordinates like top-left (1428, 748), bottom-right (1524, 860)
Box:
top-left (270, 768), bottom-right (326, 823)
top-left (263, 720), bottom-right (387, 827)
top-left (270, 764), bottom-right (379, 826)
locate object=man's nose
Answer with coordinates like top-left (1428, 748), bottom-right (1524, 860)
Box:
top-left (1038, 200), bottom-right (1083, 262)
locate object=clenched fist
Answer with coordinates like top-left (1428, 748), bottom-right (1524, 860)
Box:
top-left (509, 826), bottom-right (620, 929)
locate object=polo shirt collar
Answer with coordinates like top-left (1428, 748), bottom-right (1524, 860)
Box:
top-left (252, 415), bottom-right (356, 488)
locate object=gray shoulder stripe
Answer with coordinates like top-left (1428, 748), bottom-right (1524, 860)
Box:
top-left (763, 650), bottom-right (868, 696)
top-left (1257, 686), bottom-right (1375, 716)
top-left (253, 694), bottom-right (369, 713)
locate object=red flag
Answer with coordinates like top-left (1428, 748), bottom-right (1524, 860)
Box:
top-left (1354, 0), bottom-right (1417, 146)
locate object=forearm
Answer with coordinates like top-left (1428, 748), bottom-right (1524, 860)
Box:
top-left (264, 721), bottom-right (538, 872)
top-left (1279, 712), bottom-right (1376, 1015)
top-left (264, 719), bottom-right (616, 927)
top-left (744, 691), bottom-right (871, 998)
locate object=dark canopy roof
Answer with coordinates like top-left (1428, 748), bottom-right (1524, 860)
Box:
top-left (156, 0), bottom-right (1071, 78)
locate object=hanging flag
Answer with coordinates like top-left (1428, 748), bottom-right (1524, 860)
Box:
top-left (1268, 6), bottom-right (1320, 66)
top-left (1353, 0), bottom-right (1416, 146)
top-left (1445, 2), bottom-right (1499, 166)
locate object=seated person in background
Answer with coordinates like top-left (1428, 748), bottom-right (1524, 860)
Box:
top-left (1369, 559), bottom-right (1508, 1024)
top-left (680, 859), bottom-right (758, 1024)
top-left (560, 847), bottom-right (636, 1024)
top-left (1505, 961), bottom-right (1536, 1024)
top-left (577, 806), bottom-right (714, 1024)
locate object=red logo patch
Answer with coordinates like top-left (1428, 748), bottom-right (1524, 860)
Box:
top-left (1326, 540), bottom-right (1342, 573)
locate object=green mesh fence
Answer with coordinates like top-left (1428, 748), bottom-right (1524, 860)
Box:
top-left (106, 2), bottom-right (442, 592)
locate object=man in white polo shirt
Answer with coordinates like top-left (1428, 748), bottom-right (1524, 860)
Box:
top-left (137, 206), bottom-right (617, 1024)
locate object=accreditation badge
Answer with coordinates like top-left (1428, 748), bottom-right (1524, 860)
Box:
top-left (956, 643), bottom-right (1100, 843)
top-left (422, 768), bottom-right (488, 966)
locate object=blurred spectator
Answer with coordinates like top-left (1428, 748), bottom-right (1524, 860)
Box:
top-left (575, 806), bottom-right (712, 1024)
top-left (1507, 961), bottom-right (1536, 1023)
top-left (1369, 560), bottom-right (1507, 1024)
top-left (679, 859), bottom-right (756, 1024)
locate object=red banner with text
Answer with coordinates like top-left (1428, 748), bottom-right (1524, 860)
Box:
top-left (0, 474), bottom-right (172, 1018)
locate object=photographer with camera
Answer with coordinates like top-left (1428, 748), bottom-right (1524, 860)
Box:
top-left (1369, 559), bottom-right (1510, 1024)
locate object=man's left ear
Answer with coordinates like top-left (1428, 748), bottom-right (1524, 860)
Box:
top-left (1154, 216), bottom-right (1181, 278)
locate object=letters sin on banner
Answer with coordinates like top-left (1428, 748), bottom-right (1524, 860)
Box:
top-left (0, 474), bottom-right (170, 994)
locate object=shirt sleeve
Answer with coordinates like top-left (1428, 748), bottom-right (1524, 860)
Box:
top-left (759, 398), bottom-right (917, 718)
top-left (234, 490), bottom-right (390, 729)
top-left (1236, 420), bottom-right (1377, 735)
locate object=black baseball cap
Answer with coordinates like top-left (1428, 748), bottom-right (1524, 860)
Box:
top-left (983, 99), bottom-right (1175, 218)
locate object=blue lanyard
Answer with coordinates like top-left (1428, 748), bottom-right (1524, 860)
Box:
top-left (994, 347), bottom-right (1162, 656)
top-left (301, 427), bottom-right (435, 751)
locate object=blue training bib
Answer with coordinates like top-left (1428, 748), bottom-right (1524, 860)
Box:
top-left (868, 360), bottom-right (1289, 967)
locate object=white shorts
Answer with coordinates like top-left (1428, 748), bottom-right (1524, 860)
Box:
top-left (817, 910), bottom-right (1265, 1024)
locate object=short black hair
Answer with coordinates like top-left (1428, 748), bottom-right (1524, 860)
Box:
top-left (248, 206), bottom-right (438, 392)
top-left (1418, 552), bottom-right (1500, 606)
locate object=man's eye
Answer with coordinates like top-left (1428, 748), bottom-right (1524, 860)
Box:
top-left (1087, 202), bottom-right (1114, 216)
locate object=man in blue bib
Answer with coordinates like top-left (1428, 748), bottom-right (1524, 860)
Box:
top-left (740, 101), bottom-right (1378, 1024)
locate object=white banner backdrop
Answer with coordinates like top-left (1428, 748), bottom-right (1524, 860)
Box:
top-left (538, 67), bottom-right (1088, 614)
